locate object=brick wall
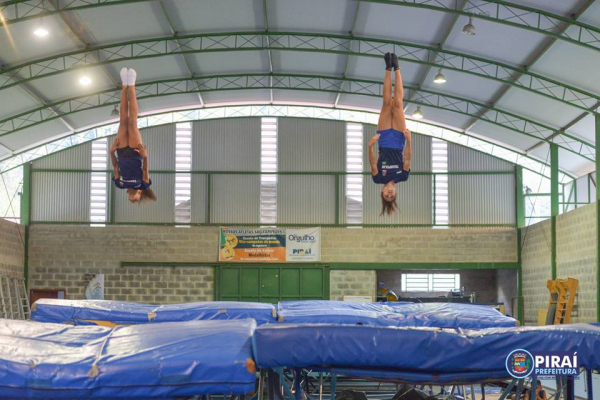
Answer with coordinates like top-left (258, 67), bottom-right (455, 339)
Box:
top-left (28, 225), bottom-right (216, 303)
top-left (28, 225), bottom-right (517, 303)
top-left (330, 270), bottom-right (377, 300)
top-left (556, 204), bottom-right (597, 322)
top-left (377, 269), bottom-right (499, 303)
top-left (521, 203), bottom-right (598, 325)
top-left (0, 218), bottom-right (25, 279)
top-left (521, 219), bottom-right (552, 325)
top-left (322, 228), bottom-right (517, 263)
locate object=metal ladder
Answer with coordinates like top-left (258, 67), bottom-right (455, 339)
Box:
top-left (14, 278), bottom-right (30, 320)
top-left (0, 275), bottom-right (29, 320)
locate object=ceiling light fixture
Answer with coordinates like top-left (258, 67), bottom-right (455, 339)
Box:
top-left (433, 69), bottom-right (446, 84)
top-left (79, 76), bottom-right (92, 86)
top-left (111, 105), bottom-right (119, 117)
top-left (33, 19), bottom-right (49, 37)
top-left (412, 107), bottom-right (423, 119)
top-left (463, 16), bottom-right (476, 35)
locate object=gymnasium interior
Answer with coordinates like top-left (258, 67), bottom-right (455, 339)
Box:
top-left (0, 0), bottom-right (599, 399)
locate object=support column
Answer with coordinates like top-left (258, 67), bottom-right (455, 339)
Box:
top-left (20, 163), bottom-right (31, 289)
top-left (550, 144), bottom-right (559, 280)
top-left (515, 166), bottom-right (525, 325)
top-left (596, 114), bottom-right (600, 322)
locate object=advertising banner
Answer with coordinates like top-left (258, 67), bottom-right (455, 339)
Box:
top-left (219, 227), bottom-right (320, 262)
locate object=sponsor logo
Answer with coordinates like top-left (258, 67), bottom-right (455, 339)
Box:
top-left (288, 234), bottom-right (315, 243)
top-left (292, 249), bottom-right (312, 255)
top-left (506, 350), bottom-right (579, 379)
top-left (382, 170), bottom-right (387, 176)
top-left (506, 349), bottom-right (534, 378)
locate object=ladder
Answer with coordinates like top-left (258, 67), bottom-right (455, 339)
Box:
top-left (547, 278), bottom-right (579, 324)
top-left (0, 275), bottom-right (30, 320)
top-left (14, 278), bottom-right (31, 320)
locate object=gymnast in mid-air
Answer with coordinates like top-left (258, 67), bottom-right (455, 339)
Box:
top-left (110, 68), bottom-right (156, 204)
top-left (368, 52), bottom-right (412, 216)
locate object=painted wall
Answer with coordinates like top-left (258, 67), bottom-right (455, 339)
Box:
top-left (28, 225), bottom-right (517, 303)
top-left (0, 218), bottom-right (25, 279)
top-left (521, 203), bottom-right (597, 324)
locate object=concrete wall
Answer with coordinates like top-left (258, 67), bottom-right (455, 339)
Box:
top-left (496, 269), bottom-right (518, 317)
top-left (28, 225), bottom-right (517, 303)
top-left (521, 203), bottom-right (597, 324)
top-left (330, 270), bottom-right (377, 300)
top-left (0, 218), bottom-right (25, 278)
top-left (321, 228), bottom-right (517, 263)
top-left (556, 204), bottom-right (597, 322)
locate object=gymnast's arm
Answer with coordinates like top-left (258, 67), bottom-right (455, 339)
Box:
top-left (368, 134), bottom-right (379, 175)
top-left (137, 146), bottom-right (149, 184)
top-left (110, 139), bottom-right (120, 179)
top-left (403, 129), bottom-right (412, 171)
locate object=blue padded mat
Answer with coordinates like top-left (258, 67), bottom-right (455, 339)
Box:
top-left (0, 319), bottom-right (257, 398)
top-left (277, 300), bottom-right (516, 328)
top-left (32, 299), bottom-right (277, 326)
top-left (253, 323), bottom-right (600, 384)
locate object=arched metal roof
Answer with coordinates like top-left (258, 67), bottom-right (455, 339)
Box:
top-left (0, 0), bottom-right (598, 177)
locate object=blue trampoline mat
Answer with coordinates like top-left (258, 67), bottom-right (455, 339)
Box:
top-left (254, 322), bottom-right (600, 384)
top-left (277, 300), bottom-right (516, 328)
top-left (0, 319), bottom-right (257, 398)
top-left (32, 299), bottom-right (277, 326)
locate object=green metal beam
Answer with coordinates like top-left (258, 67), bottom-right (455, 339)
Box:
top-left (29, 221), bottom-right (515, 228)
top-left (2, 0), bottom-right (600, 53)
top-left (0, 0), bottom-right (151, 26)
top-left (550, 143), bottom-right (559, 280)
top-left (328, 262), bottom-right (520, 270)
top-left (515, 166), bottom-right (525, 229)
top-left (20, 163), bottom-right (31, 290)
top-left (19, 163), bottom-right (30, 226)
top-left (359, 0), bottom-right (600, 54)
top-left (517, 228), bottom-right (524, 325)
top-left (29, 168), bottom-right (517, 175)
top-left (1, 74), bottom-right (594, 162)
top-left (0, 32), bottom-right (597, 112)
top-left (121, 261), bottom-right (519, 270)
top-left (596, 113), bottom-right (600, 321)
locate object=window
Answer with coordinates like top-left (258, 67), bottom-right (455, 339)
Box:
top-left (0, 167), bottom-right (23, 224)
top-left (346, 123), bottom-right (363, 225)
top-left (90, 138), bottom-right (108, 226)
top-left (175, 123), bottom-right (192, 225)
top-left (401, 273), bottom-right (460, 292)
top-left (260, 118), bottom-right (278, 225)
top-left (431, 138), bottom-right (448, 226)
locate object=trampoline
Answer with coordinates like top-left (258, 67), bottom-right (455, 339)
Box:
top-left (31, 298), bottom-right (277, 326)
top-left (254, 322), bottom-right (600, 383)
top-left (277, 300), bottom-right (517, 328)
top-left (0, 319), bottom-right (257, 398)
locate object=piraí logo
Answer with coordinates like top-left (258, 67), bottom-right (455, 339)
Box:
top-left (506, 350), bottom-right (579, 379)
top-left (506, 349), bottom-right (534, 379)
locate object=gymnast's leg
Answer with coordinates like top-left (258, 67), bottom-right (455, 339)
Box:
top-left (390, 54), bottom-right (407, 132)
top-left (377, 53), bottom-right (394, 131)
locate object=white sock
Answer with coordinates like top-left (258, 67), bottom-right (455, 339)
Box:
top-left (120, 68), bottom-right (128, 86)
top-left (127, 68), bottom-right (137, 86)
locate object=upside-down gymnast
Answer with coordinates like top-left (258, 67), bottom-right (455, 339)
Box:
top-left (110, 68), bottom-right (156, 204)
top-left (368, 53), bottom-right (412, 216)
